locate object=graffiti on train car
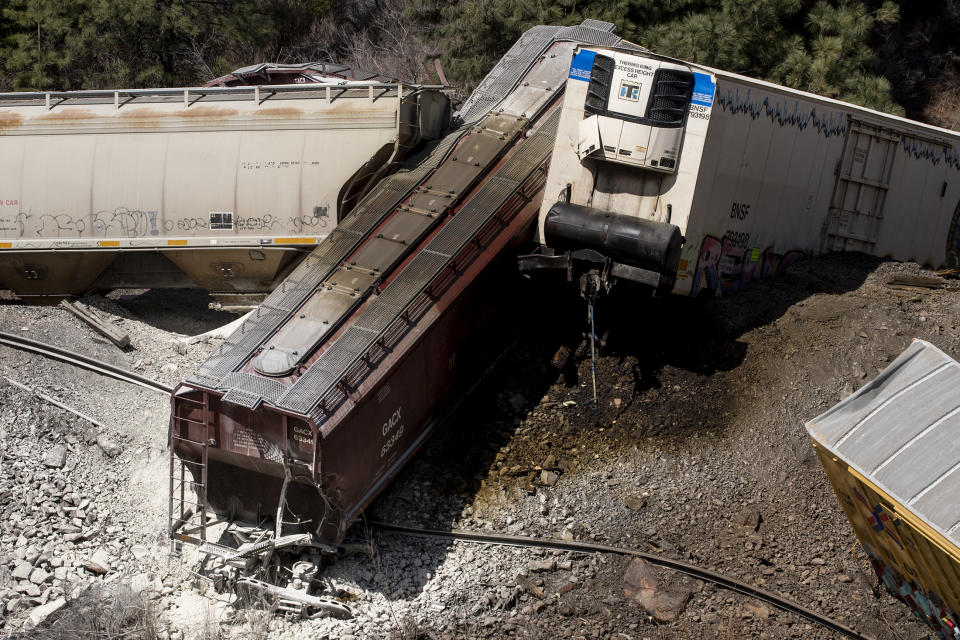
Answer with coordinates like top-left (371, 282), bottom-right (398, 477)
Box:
top-left (900, 136), bottom-right (960, 172)
top-left (290, 206), bottom-right (330, 232)
top-left (867, 549), bottom-right (960, 640)
top-left (691, 233), bottom-right (804, 296)
top-left (0, 206), bottom-right (332, 239)
top-left (716, 88), bottom-right (847, 138)
top-left (0, 212), bottom-right (28, 235)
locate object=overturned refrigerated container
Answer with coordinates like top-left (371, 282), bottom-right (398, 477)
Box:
top-left (524, 44), bottom-right (960, 296)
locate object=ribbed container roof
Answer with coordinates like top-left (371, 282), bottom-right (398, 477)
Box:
top-left (806, 339), bottom-right (960, 550)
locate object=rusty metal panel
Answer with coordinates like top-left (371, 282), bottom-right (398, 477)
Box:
top-left (423, 160), bottom-right (483, 196)
top-left (478, 114), bottom-right (528, 137)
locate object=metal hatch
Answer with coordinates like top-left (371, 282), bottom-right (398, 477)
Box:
top-left (252, 286), bottom-right (361, 377)
top-left (426, 130), bottom-right (512, 196)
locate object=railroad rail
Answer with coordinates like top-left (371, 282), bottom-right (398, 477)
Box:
top-left (0, 331), bottom-right (172, 395)
top-left (370, 521), bottom-right (877, 640)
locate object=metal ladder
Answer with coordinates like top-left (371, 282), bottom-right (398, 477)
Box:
top-left (168, 392), bottom-right (210, 552)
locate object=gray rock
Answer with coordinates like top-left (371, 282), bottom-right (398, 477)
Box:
top-left (129, 572), bottom-right (154, 595)
top-left (96, 436), bottom-right (122, 458)
top-left (12, 561), bottom-right (33, 581)
top-left (29, 568), bottom-right (49, 585)
top-left (83, 548), bottom-right (111, 575)
top-left (540, 470), bottom-right (559, 487)
top-left (529, 560), bottom-right (556, 572)
top-left (6, 596), bottom-right (22, 614)
top-left (42, 445), bottom-right (67, 469)
top-left (24, 597), bottom-right (67, 632)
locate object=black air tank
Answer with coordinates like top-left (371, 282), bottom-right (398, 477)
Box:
top-left (543, 202), bottom-right (683, 275)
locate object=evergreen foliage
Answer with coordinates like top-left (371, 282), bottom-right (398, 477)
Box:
top-left (0, 0), bottom-right (328, 90)
top-left (415, 0), bottom-right (907, 115)
top-left (0, 0), bottom-right (956, 124)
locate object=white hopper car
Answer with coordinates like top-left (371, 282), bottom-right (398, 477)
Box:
top-left (528, 45), bottom-right (960, 295)
top-left (0, 81), bottom-right (449, 304)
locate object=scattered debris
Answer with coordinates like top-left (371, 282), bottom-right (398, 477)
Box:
top-left (884, 274), bottom-right (945, 292)
top-left (60, 300), bottom-right (130, 349)
top-left (518, 574), bottom-right (545, 599)
top-left (529, 559), bottom-right (556, 572)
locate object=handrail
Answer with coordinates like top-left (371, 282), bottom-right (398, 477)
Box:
top-left (0, 82), bottom-right (449, 107)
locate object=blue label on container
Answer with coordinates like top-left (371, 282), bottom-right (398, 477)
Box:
top-left (691, 72), bottom-right (715, 107)
top-left (569, 50), bottom-right (596, 82)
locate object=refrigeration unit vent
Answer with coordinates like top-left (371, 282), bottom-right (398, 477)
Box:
top-left (577, 51), bottom-right (694, 173)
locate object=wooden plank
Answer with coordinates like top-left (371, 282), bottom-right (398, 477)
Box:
top-left (59, 300), bottom-right (130, 349)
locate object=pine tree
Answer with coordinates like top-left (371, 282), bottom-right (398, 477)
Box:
top-left (0, 0), bottom-right (330, 90)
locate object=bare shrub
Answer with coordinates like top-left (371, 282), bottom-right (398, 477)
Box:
top-left (305, 0), bottom-right (441, 84)
top-left (923, 74), bottom-right (960, 131)
top-left (27, 583), bottom-right (157, 640)
top-left (388, 613), bottom-right (434, 640)
top-left (227, 587), bottom-right (277, 640)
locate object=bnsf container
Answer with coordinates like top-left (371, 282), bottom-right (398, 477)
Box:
top-left (807, 340), bottom-right (960, 639)
top-left (537, 45), bottom-right (960, 295)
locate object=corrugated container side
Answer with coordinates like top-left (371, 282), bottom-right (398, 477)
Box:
top-left (813, 443), bottom-right (960, 639)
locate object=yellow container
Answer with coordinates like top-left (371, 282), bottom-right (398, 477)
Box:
top-left (807, 340), bottom-right (960, 639)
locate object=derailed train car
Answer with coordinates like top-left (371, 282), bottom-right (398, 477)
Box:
top-left (807, 340), bottom-right (960, 640)
top-left (171, 18), bottom-right (960, 558)
top-left (0, 77), bottom-right (449, 305)
top-left (168, 20), bottom-right (636, 550)
top-left (524, 44), bottom-right (960, 295)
